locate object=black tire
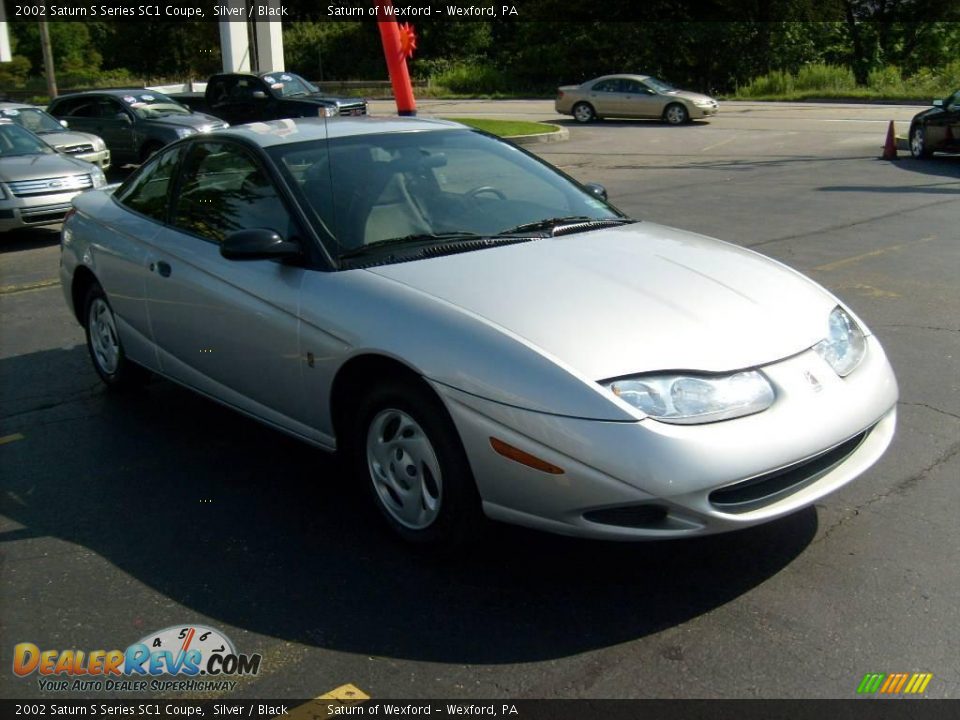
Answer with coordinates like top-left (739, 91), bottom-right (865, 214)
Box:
top-left (347, 379), bottom-right (483, 549)
top-left (83, 283), bottom-right (150, 390)
top-left (663, 103), bottom-right (689, 125)
top-left (139, 142), bottom-right (164, 164)
top-left (572, 102), bottom-right (596, 124)
top-left (909, 124), bottom-right (932, 159)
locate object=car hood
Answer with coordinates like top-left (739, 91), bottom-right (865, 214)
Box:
top-left (147, 112), bottom-right (226, 130)
top-left (912, 105), bottom-right (945, 122)
top-left (0, 152), bottom-right (93, 183)
top-left (666, 89), bottom-right (716, 104)
top-left (366, 223), bottom-right (838, 381)
top-left (37, 129), bottom-right (102, 149)
top-left (302, 93), bottom-right (366, 108)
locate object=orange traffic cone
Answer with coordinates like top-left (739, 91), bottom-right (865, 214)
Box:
top-left (882, 120), bottom-right (898, 160)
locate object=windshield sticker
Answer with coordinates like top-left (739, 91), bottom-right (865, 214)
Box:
top-left (263, 76), bottom-right (276, 84)
top-left (271, 83), bottom-right (284, 90)
top-left (1, 109), bottom-right (20, 116)
top-left (140, 94), bottom-right (156, 101)
top-left (280, 74), bottom-right (293, 81)
top-left (123, 96), bottom-right (137, 104)
top-left (131, 102), bottom-right (147, 109)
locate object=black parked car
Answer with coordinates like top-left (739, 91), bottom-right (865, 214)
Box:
top-left (171, 71), bottom-right (367, 127)
top-left (48, 90), bottom-right (227, 165)
top-left (909, 89), bottom-right (960, 159)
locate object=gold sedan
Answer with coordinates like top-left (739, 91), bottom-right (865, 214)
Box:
top-left (556, 74), bottom-right (719, 124)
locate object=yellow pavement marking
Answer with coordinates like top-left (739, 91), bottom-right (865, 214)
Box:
top-left (700, 136), bottom-right (736, 152)
top-left (0, 279), bottom-right (60, 295)
top-left (813, 236), bottom-right (936, 272)
top-left (280, 684), bottom-right (370, 720)
top-left (0, 433), bottom-right (25, 445)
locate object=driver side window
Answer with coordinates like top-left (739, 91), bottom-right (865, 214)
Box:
top-left (171, 142), bottom-right (299, 244)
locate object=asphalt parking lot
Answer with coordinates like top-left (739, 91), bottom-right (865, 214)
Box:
top-left (1, 101), bottom-right (958, 701)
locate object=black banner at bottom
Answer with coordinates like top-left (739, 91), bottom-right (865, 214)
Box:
top-left (2, 699), bottom-right (959, 720)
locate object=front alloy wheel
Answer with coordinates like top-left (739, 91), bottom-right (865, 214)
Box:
top-left (367, 408), bottom-right (443, 530)
top-left (910, 125), bottom-right (931, 159)
top-left (351, 380), bottom-right (482, 548)
top-left (664, 103), bottom-right (689, 125)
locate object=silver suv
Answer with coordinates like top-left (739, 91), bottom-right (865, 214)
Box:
top-left (0, 121), bottom-right (106, 232)
top-left (1, 102), bottom-right (110, 169)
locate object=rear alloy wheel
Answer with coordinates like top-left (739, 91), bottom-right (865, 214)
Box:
top-left (84, 283), bottom-right (149, 389)
top-left (572, 102), bottom-right (596, 123)
top-left (351, 380), bottom-right (482, 548)
top-left (664, 103), bottom-right (689, 125)
top-left (910, 124), bottom-right (932, 159)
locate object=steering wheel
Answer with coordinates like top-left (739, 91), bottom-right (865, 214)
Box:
top-left (467, 186), bottom-right (507, 202)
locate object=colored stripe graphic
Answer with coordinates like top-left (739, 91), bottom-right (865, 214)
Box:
top-left (858, 672), bottom-right (933, 694)
top-left (858, 673), bottom-right (885, 693)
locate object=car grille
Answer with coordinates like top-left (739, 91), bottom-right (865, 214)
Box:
top-left (19, 202), bottom-right (73, 224)
top-left (58, 143), bottom-right (95, 155)
top-left (708, 428), bottom-right (872, 513)
top-left (338, 103), bottom-right (367, 117)
top-left (8, 174), bottom-right (92, 197)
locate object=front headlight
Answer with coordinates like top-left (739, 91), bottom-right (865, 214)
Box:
top-left (603, 370), bottom-right (775, 424)
top-left (814, 306), bottom-right (866, 376)
top-left (90, 166), bottom-right (106, 188)
top-left (319, 105), bottom-right (337, 118)
top-left (175, 127), bottom-right (197, 138)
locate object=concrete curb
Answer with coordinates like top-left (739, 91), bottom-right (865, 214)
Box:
top-left (505, 125), bottom-right (569, 145)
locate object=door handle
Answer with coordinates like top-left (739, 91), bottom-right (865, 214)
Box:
top-left (150, 261), bottom-right (172, 277)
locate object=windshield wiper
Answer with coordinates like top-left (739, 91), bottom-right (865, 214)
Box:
top-left (498, 216), bottom-right (635, 235)
top-left (338, 232), bottom-right (483, 260)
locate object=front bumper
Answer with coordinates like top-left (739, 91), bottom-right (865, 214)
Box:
top-left (0, 190), bottom-right (82, 231)
top-left (432, 334), bottom-right (897, 540)
top-left (72, 149), bottom-right (111, 170)
top-left (690, 104), bottom-right (719, 119)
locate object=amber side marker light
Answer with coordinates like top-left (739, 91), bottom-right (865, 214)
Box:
top-left (489, 437), bottom-right (565, 475)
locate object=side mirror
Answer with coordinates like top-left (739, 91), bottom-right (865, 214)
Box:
top-left (60, 119), bottom-right (69, 128)
top-left (933, 99), bottom-right (943, 107)
top-left (583, 182), bottom-right (608, 202)
top-left (252, 90), bottom-right (268, 100)
top-left (221, 229), bottom-right (300, 261)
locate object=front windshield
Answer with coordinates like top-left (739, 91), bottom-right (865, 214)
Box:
top-left (119, 92), bottom-right (192, 118)
top-left (262, 72), bottom-right (313, 98)
top-left (643, 77), bottom-right (676, 93)
top-left (0, 123), bottom-right (55, 156)
top-left (1, 107), bottom-right (64, 133)
top-left (270, 128), bottom-right (623, 260)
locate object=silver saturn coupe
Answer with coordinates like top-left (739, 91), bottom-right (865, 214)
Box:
top-left (60, 117), bottom-right (897, 547)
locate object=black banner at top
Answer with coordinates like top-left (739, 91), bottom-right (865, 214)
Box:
top-left (4, 0), bottom-right (960, 23)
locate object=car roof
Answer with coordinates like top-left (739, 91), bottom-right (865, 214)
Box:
top-left (52, 89), bottom-right (169, 99)
top-left (588, 74), bottom-right (652, 84)
top-left (0, 101), bottom-right (36, 110)
top-left (207, 116), bottom-right (468, 148)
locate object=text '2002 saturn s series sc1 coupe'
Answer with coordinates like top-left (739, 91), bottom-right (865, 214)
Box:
top-left (60, 117), bottom-right (898, 548)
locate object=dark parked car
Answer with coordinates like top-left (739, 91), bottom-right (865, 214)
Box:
top-left (47, 90), bottom-right (227, 165)
top-left (909, 89), bottom-right (960, 158)
top-left (171, 71), bottom-right (367, 127)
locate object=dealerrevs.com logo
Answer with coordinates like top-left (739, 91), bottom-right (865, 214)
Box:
top-left (13, 625), bottom-right (261, 693)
